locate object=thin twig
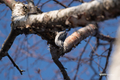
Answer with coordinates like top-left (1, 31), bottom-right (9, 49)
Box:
top-left (95, 33), bottom-right (115, 42)
top-left (53, 0), bottom-right (68, 8)
top-left (36, 0), bottom-right (41, 6)
top-left (73, 36), bottom-right (92, 80)
top-left (40, 0), bottom-right (51, 10)
top-left (89, 37), bottom-right (99, 79)
top-left (99, 42), bottom-right (112, 80)
top-left (7, 53), bottom-right (25, 75)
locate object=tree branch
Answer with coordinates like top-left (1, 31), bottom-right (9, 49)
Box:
top-left (7, 53), bottom-right (25, 75)
top-left (0, 0), bottom-right (4, 3)
top-left (52, 58), bottom-right (70, 80)
top-left (99, 42), bottom-right (112, 80)
top-left (53, 0), bottom-right (68, 8)
top-left (95, 33), bottom-right (115, 42)
top-left (50, 24), bottom-right (97, 80)
top-left (63, 24), bottom-right (97, 54)
top-left (0, 27), bottom-right (19, 60)
top-left (73, 36), bottom-right (92, 80)
top-left (2, 0), bottom-right (16, 10)
top-left (10, 0), bottom-right (119, 47)
top-left (0, 0), bottom-right (119, 79)
top-left (12, 0), bottom-right (120, 30)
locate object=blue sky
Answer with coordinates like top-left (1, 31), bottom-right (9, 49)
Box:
top-left (0, 0), bottom-right (119, 80)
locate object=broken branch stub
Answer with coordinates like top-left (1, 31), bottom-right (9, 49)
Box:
top-left (63, 24), bottom-right (97, 53)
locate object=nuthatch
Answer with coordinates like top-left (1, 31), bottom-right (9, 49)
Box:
top-left (55, 30), bottom-right (67, 48)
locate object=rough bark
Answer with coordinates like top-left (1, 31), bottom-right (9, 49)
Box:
top-left (0, 0), bottom-right (119, 79)
top-left (10, 0), bottom-right (120, 52)
top-left (0, 0), bottom-right (118, 67)
top-left (11, 0), bottom-right (120, 29)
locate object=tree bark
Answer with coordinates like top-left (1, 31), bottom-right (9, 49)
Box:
top-left (0, 0), bottom-right (119, 79)
top-left (10, 0), bottom-right (120, 48)
top-left (0, 0), bottom-right (119, 61)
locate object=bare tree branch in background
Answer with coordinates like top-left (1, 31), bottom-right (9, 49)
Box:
top-left (0, 0), bottom-right (119, 80)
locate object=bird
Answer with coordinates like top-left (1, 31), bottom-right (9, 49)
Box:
top-left (55, 30), bottom-right (67, 48)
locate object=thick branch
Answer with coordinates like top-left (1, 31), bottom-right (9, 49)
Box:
top-left (12, 0), bottom-right (120, 30)
top-left (0, 0), bottom-right (4, 3)
top-left (10, 0), bottom-right (120, 45)
top-left (2, 0), bottom-right (16, 10)
top-left (63, 24), bottom-right (97, 53)
top-left (0, 27), bottom-right (18, 60)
